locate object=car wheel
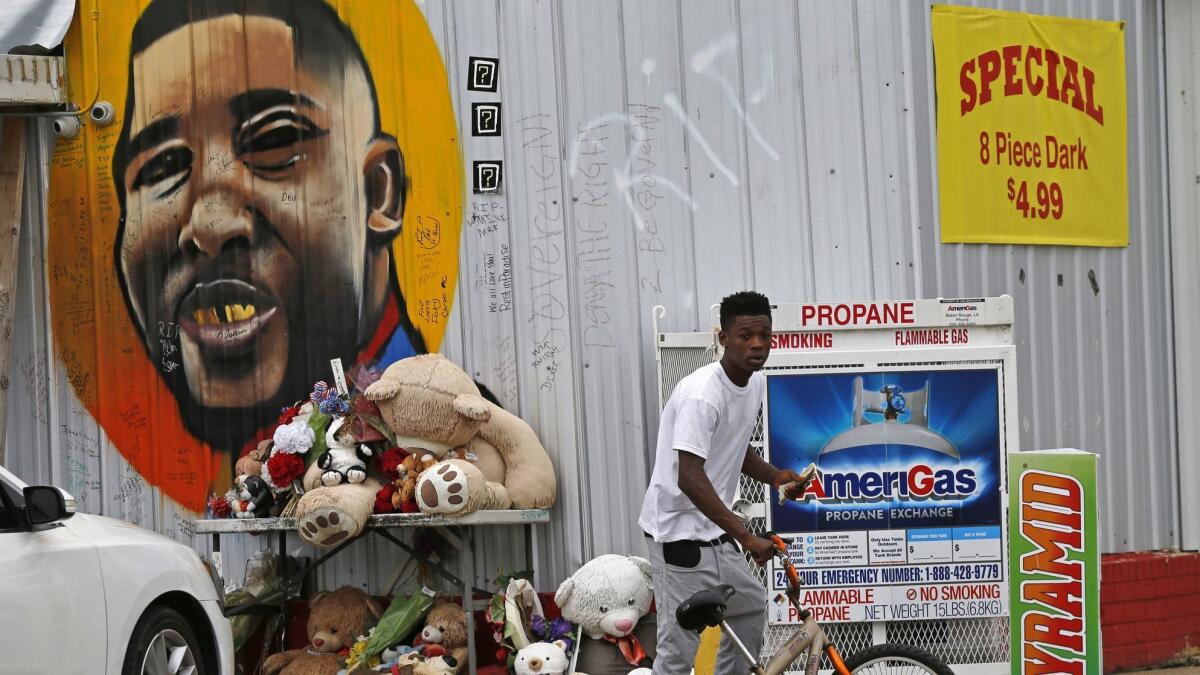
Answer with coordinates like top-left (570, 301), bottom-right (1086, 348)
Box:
top-left (122, 605), bottom-right (208, 675)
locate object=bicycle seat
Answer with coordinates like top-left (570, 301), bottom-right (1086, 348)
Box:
top-left (676, 585), bottom-right (736, 632)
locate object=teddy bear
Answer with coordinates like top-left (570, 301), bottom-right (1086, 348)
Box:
top-left (317, 416), bottom-right (375, 487)
top-left (555, 555), bottom-right (657, 674)
top-left (377, 450), bottom-right (438, 513)
top-left (513, 641), bottom-right (570, 675)
top-left (236, 438), bottom-right (274, 479)
top-left (412, 601), bottom-right (468, 670)
top-left (364, 354), bottom-right (556, 516)
top-left (295, 354), bottom-right (555, 548)
top-left (263, 586), bottom-right (383, 675)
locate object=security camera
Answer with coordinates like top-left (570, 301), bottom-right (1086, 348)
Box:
top-left (53, 116), bottom-right (80, 139)
top-left (89, 101), bottom-right (116, 126)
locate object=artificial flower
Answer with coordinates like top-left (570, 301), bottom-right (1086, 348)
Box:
top-left (272, 418), bottom-right (315, 454)
top-left (263, 452), bottom-right (305, 490)
top-left (378, 448), bottom-right (409, 478)
top-left (375, 484), bottom-right (397, 514)
top-left (207, 494), bottom-right (231, 519)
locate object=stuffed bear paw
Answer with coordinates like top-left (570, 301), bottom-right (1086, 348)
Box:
top-left (298, 504), bottom-right (359, 547)
top-left (416, 461), bottom-right (472, 514)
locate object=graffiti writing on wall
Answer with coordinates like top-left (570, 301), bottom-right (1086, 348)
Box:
top-left (48, 0), bottom-right (462, 510)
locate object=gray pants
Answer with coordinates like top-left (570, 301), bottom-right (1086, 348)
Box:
top-left (646, 538), bottom-right (767, 675)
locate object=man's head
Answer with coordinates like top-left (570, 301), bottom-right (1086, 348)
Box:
top-left (719, 291), bottom-right (772, 379)
top-left (112, 0), bottom-right (411, 446)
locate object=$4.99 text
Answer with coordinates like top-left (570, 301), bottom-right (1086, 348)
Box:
top-left (1007, 178), bottom-right (1063, 220)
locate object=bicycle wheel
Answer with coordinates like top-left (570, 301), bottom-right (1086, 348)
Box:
top-left (842, 643), bottom-right (955, 675)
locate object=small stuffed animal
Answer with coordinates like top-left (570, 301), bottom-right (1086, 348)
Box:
top-left (556, 555), bottom-right (656, 674)
top-left (390, 652), bottom-right (458, 675)
top-left (317, 416), bottom-right (376, 487)
top-left (228, 474), bottom-right (274, 518)
top-left (263, 586), bottom-right (383, 675)
top-left (414, 601), bottom-right (468, 670)
top-left (393, 453), bottom-right (438, 511)
top-left (513, 641), bottom-right (570, 675)
top-left (236, 439), bottom-right (274, 478)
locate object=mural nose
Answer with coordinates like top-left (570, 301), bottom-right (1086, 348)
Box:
top-left (181, 195), bottom-right (254, 256)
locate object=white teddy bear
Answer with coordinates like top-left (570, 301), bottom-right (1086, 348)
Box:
top-left (514, 641), bottom-right (569, 675)
top-left (317, 416), bottom-right (375, 487)
top-left (555, 554), bottom-right (656, 674)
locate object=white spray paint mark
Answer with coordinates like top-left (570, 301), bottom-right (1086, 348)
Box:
top-left (641, 58), bottom-right (656, 83)
top-left (662, 92), bottom-right (739, 186)
top-left (689, 32), bottom-right (780, 162)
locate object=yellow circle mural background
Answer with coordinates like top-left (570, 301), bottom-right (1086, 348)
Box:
top-left (47, 0), bottom-right (462, 511)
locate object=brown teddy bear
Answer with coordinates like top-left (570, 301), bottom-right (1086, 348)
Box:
top-left (235, 438), bottom-right (273, 478)
top-left (365, 354), bottom-right (556, 516)
top-left (392, 452), bottom-right (438, 512)
top-left (414, 601), bottom-right (468, 671)
top-left (263, 586), bottom-right (383, 675)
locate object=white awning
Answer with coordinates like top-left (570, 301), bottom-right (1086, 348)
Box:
top-left (0, 0), bottom-right (75, 55)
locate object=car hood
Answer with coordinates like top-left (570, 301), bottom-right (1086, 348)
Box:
top-left (61, 513), bottom-right (219, 602)
top-left (63, 512), bottom-right (179, 545)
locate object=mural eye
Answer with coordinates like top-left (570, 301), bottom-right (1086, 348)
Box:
top-left (237, 109), bottom-right (328, 174)
top-left (131, 146), bottom-right (193, 194)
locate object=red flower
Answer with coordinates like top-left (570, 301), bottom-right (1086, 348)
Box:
top-left (265, 452), bottom-right (305, 488)
top-left (277, 405), bottom-right (301, 426)
top-left (375, 484), bottom-right (397, 514)
top-left (400, 499), bottom-right (420, 513)
top-left (207, 495), bottom-right (231, 518)
top-left (377, 448), bottom-right (409, 479)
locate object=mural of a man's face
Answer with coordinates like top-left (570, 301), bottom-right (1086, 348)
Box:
top-left (115, 11), bottom-right (407, 445)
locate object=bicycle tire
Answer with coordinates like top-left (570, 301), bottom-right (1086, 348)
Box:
top-left (842, 643), bottom-right (955, 675)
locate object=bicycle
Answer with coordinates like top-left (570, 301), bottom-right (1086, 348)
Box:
top-left (675, 533), bottom-right (956, 675)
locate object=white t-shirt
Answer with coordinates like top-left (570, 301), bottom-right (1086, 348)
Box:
top-left (639, 361), bottom-right (765, 542)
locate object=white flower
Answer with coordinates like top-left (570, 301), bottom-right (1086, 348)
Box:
top-left (273, 419), bottom-right (315, 454)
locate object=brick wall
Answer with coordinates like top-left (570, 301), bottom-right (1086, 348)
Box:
top-left (1101, 551), bottom-right (1200, 672)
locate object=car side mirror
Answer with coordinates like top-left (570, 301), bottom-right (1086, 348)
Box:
top-left (23, 486), bottom-right (72, 527)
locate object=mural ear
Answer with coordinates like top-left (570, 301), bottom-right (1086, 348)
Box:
top-left (364, 136), bottom-right (406, 241)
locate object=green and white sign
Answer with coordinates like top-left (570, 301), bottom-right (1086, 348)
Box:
top-left (1009, 449), bottom-right (1101, 675)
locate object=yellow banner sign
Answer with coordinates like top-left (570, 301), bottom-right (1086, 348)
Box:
top-left (933, 5), bottom-right (1127, 246)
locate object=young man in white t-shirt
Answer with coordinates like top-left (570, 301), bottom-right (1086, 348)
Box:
top-left (639, 291), bottom-right (809, 675)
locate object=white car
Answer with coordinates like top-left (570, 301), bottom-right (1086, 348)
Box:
top-left (0, 465), bottom-right (233, 674)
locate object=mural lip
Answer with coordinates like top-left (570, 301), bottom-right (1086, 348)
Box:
top-left (178, 278), bottom-right (280, 354)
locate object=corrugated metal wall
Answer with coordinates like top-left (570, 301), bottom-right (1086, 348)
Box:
top-left (5, 0), bottom-right (1178, 594)
top-left (1164, 0), bottom-right (1200, 552)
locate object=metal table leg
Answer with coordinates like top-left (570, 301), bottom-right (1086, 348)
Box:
top-left (462, 526), bottom-right (477, 675)
top-left (211, 533), bottom-right (222, 578)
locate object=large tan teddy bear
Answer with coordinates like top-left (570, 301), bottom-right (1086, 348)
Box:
top-left (294, 354), bottom-right (555, 548)
top-left (263, 586), bottom-right (383, 675)
top-left (364, 354), bottom-right (556, 515)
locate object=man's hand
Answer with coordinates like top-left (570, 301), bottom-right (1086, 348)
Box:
top-left (773, 463), bottom-right (817, 502)
top-left (741, 535), bottom-right (777, 566)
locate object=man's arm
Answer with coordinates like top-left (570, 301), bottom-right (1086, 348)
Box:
top-left (742, 446), bottom-right (781, 485)
top-left (743, 446), bottom-right (812, 500)
top-left (677, 450), bottom-right (776, 563)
